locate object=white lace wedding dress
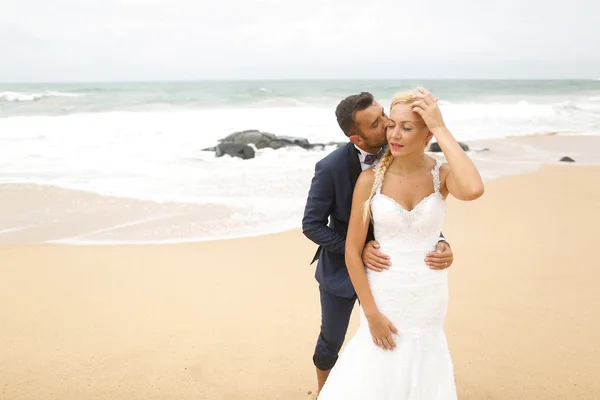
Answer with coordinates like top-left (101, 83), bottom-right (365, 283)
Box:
top-left (318, 160), bottom-right (457, 400)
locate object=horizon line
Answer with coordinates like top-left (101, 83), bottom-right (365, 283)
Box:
top-left (2, 77), bottom-right (599, 85)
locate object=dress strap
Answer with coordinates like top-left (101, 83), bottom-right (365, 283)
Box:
top-left (431, 160), bottom-right (442, 194)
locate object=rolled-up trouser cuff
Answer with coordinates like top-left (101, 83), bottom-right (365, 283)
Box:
top-left (313, 353), bottom-right (338, 371)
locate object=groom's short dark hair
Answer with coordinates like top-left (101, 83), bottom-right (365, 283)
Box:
top-left (335, 92), bottom-right (374, 137)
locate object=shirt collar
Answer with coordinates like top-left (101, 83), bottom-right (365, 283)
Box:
top-left (354, 144), bottom-right (385, 163)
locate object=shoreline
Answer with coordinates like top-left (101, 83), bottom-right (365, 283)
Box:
top-left (1, 133), bottom-right (599, 246)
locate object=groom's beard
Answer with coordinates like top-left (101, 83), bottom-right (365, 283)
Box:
top-left (365, 138), bottom-right (387, 150)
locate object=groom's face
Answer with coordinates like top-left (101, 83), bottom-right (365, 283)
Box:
top-left (351, 101), bottom-right (389, 151)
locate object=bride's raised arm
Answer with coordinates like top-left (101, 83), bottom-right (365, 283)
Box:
top-left (411, 88), bottom-right (484, 201)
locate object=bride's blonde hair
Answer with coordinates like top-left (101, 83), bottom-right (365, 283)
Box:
top-left (362, 89), bottom-right (420, 223)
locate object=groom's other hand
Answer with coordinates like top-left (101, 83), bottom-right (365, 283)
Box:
top-left (426, 242), bottom-right (454, 270)
top-left (361, 241), bottom-right (391, 272)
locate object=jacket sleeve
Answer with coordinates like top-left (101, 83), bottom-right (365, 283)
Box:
top-left (302, 160), bottom-right (346, 255)
top-left (438, 232), bottom-right (449, 245)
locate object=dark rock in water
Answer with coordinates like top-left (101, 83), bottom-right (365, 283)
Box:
top-left (278, 135), bottom-right (311, 148)
top-left (429, 142), bottom-right (469, 152)
top-left (215, 143), bottom-right (256, 160)
top-left (327, 141), bottom-right (348, 149)
top-left (219, 130), bottom-right (281, 149)
top-left (205, 130), bottom-right (349, 159)
top-left (559, 156), bottom-right (575, 162)
top-left (429, 142), bottom-right (441, 152)
top-left (218, 130), bottom-right (345, 151)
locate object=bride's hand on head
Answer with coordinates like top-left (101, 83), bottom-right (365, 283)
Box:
top-left (366, 311), bottom-right (398, 351)
top-left (411, 87), bottom-right (446, 134)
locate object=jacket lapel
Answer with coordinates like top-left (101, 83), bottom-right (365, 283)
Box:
top-left (347, 143), bottom-right (362, 189)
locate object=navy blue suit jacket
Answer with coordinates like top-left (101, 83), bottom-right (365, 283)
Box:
top-left (302, 143), bottom-right (374, 298)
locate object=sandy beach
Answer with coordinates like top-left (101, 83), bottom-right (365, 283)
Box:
top-left (2, 152), bottom-right (600, 398)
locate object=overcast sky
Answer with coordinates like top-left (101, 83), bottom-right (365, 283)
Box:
top-left (1, 0), bottom-right (599, 82)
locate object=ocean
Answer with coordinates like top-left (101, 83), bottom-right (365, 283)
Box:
top-left (1, 80), bottom-right (600, 244)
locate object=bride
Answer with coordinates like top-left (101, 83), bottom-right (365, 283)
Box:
top-left (317, 88), bottom-right (484, 399)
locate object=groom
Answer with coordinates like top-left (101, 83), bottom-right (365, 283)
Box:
top-left (302, 92), bottom-right (454, 395)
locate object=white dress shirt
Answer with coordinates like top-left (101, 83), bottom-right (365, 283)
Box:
top-left (354, 145), bottom-right (382, 171)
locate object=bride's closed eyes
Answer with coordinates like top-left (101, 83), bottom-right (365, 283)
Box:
top-left (387, 122), bottom-right (414, 132)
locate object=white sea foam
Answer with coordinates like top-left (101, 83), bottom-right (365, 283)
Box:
top-left (1, 95), bottom-right (599, 244)
top-left (0, 91), bottom-right (83, 102)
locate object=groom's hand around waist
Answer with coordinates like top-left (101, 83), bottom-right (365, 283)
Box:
top-left (362, 241), bottom-right (392, 272)
top-left (426, 241), bottom-right (454, 270)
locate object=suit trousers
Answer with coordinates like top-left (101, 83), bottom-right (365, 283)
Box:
top-left (313, 285), bottom-right (358, 371)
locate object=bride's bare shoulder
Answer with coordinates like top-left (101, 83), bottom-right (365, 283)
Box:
top-left (439, 162), bottom-right (451, 181)
top-left (425, 155), bottom-right (448, 172)
top-left (356, 167), bottom-right (376, 189)
top-left (424, 156), bottom-right (442, 171)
